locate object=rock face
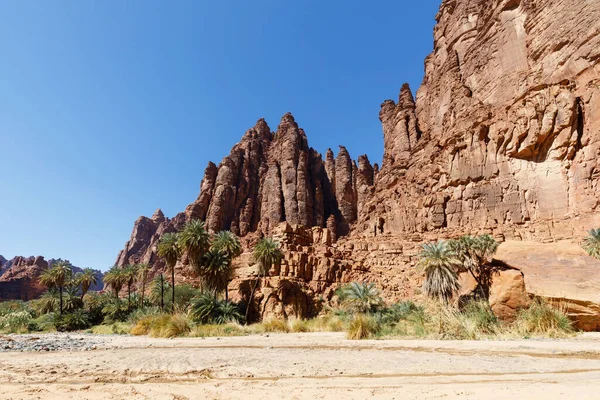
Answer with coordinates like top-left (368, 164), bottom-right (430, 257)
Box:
top-left (115, 0), bottom-right (600, 326)
top-left (0, 256), bottom-right (103, 301)
top-left (496, 241), bottom-right (600, 330)
top-left (116, 114), bottom-right (374, 268)
top-left (359, 0), bottom-right (600, 241)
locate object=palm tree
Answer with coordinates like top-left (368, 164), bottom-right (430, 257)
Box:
top-left (245, 238), bottom-right (283, 321)
top-left (103, 265), bottom-right (126, 299)
top-left (211, 231), bottom-right (241, 300)
top-left (198, 248), bottom-right (232, 300)
top-left (417, 241), bottom-right (461, 304)
top-left (75, 268), bottom-right (98, 299)
top-left (211, 231), bottom-right (242, 260)
top-left (38, 260), bottom-right (72, 315)
top-left (150, 274), bottom-right (170, 311)
top-left (337, 282), bottom-right (383, 313)
top-left (447, 235), bottom-right (498, 298)
top-left (178, 220), bottom-right (210, 271)
top-left (583, 228), bottom-right (600, 259)
top-left (158, 232), bottom-right (182, 313)
top-left (136, 263), bottom-right (151, 308)
top-left (122, 264), bottom-right (139, 309)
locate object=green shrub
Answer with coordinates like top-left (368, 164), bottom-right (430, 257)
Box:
top-left (379, 301), bottom-right (422, 324)
top-left (337, 282), bottom-right (384, 314)
top-left (0, 301), bottom-right (32, 316)
top-left (127, 306), bottom-right (162, 324)
top-left (346, 314), bottom-right (380, 340)
top-left (83, 292), bottom-right (113, 324)
top-left (189, 293), bottom-right (243, 324)
top-left (0, 310), bottom-right (34, 333)
top-left (53, 310), bottom-right (91, 332)
top-left (514, 299), bottom-right (573, 336)
top-left (101, 298), bottom-right (130, 322)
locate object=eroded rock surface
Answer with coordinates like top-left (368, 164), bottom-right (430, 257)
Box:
top-left (113, 0), bottom-right (600, 327)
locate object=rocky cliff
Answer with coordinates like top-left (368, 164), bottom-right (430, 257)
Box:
top-left (116, 0), bottom-right (600, 325)
top-left (360, 0), bottom-right (600, 241)
top-left (116, 114), bottom-right (375, 269)
top-left (0, 256), bottom-right (103, 301)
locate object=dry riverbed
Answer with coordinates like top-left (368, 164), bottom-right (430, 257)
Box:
top-left (1, 332), bottom-right (600, 399)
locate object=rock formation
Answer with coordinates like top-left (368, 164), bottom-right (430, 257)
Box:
top-left (116, 114), bottom-right (374, 269)
top-left (0, 256), bottom-right (103, 301)
top-left (359, 0), bottom-right (600, 240)
top-left (115, 0), bottom-right (600, 327)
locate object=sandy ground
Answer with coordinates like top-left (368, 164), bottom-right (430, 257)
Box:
top-left (2, 332), bottom-right (600, 399)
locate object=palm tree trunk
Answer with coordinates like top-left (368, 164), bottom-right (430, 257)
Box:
top-left (225, 284), bottom-right (229, 302)
top-left (128, 284), bottom-right (131, 309)
top-left (59, 286), bottom-right (64, 315)
top-left (160, 274), bottom-right (164, 311)
top-left (141, 279), bottom-right (146, 308)
top-left (171, 266), bottom-right (175, 314)
top-left (244, 277), bottom-right (260, 323)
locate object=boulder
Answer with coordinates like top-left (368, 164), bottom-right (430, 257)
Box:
top-left (496, 241), bottom-right (600, 331)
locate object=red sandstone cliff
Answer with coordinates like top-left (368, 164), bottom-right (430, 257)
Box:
top-left (115, 0), bottom-right (600, 324)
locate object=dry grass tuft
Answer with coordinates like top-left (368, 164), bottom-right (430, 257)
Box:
top-left (346, 314), bottom-right (380, 340)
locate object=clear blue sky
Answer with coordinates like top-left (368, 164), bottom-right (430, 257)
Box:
top-left (0, 1), bottom-right (439, 271)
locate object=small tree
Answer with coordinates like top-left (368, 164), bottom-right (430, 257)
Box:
top-left (123, 264), bottom-right (139, 309)
top-left (75, 268), bottom-right (98, 299)
top-left (197, 249), bottom-right (232, 300)
top-left (136, 263), bottom-right (151, 308)
top-left (417, 241), bottom-right (461, 304)
top-left (211, 231), bottom-right (242, 301)
top-left (178, 220), bottom-right (210, 290)
top-left (157, 232), bottom-right (181, 313)
top-left (447, 235), bottom-right (498, 299)
top-left (583, 228), bottom-right (600, 259)
top-left (38, 260), bottom-right (73, 315)
top-left (103, 265), bottom-right (126, 299)
top-left (337, 282), bottom-right (383, 314)
top-left (245, 238), bottom-right (283, 322)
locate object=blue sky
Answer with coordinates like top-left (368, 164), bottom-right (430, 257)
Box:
top-left (0, 1), bottom-right (439, 271)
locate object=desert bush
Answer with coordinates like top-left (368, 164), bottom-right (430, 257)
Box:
top-left (29, 313), bottom-right (56, 332)
top-left (514, 299), bottom-right (573, 337)
top-left (53, 310), bottom-right (91, 332)
top-left (337, 282), bottom-right (384, 314)
top-left (346, 314), bottom-right (380, 340)
top-left (289, 318), bottom-right (310, 333)
top-left (379, 301), bottom-right (423, 325)
top-left (83, 292), bottom-right (113, 324)
top-left (0, 301), bottom-right (32, 316)
top-left (101, 298), bottom-right (130, 323)
top-left (189, 293), bottom-right (242, 324)
top-left (0, 311), bottom-right (34, 333)
top-left (261, 317), bottom-right (290, 333)
top-left (127, 306), bottom-right (162, 324)
top-left (130, 314), bottom-right (191, 338)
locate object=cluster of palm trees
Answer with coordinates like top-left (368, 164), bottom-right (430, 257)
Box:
top-left (417, 234), bottom-right (498, 304)
top-left (154, 220), bottom-right (243, 313)
top-left (103, 263), bottom-right (151, 308)
top-left (38, 260), bottom-right (98, 314)
top-left (154, 219), bottom-right (284, 321)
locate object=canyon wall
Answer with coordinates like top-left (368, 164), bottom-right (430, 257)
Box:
top-left (359, 0), bottom-right (600, 241)
top-left (114, 0), bottom-right (600, 323)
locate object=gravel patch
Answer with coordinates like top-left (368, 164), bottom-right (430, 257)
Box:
top-left (0, 333), bottom-right (114, 352)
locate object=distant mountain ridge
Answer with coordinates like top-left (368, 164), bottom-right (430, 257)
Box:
top-left (0, 255), bottom-right (103, 301)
